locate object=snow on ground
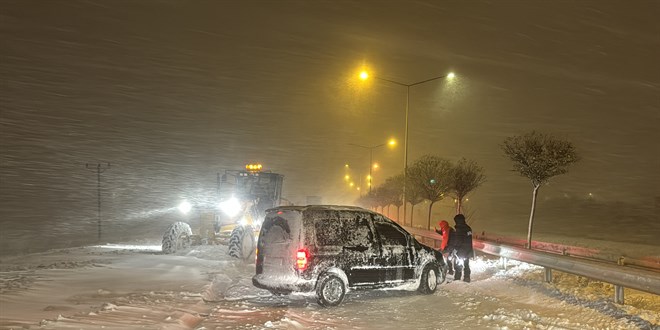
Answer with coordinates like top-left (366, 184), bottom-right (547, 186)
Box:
top-left (0, 240), bottom-right (658, 330)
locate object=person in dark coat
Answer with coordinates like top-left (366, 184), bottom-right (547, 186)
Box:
top-left (445, 213), bottom-right (473, 282)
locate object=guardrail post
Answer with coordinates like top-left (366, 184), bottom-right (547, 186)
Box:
top-left (614, 285), bottom-right (624, 304)
top-left (500, 257), bottom-right (508, 270)
top-left (544, 267), bottom-right (553, 283)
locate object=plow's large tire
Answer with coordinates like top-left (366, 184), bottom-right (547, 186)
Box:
top-left (228, 226), bottom-right (255, 260)
top-left (162, 222), bottom-right (193, 254)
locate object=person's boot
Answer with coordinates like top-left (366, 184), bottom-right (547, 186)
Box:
top-left (454, 272), bottom-right (462, 281)
top-left (463, 276), bottom-right (471, 283)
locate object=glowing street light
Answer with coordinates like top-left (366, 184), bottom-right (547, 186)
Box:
top-left (359, 69), bottom-right (456, 225)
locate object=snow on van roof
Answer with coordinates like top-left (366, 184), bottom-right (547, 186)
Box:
top-left (266, 205), bottom-right (373, 213)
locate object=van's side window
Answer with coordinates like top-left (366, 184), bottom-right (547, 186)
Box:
top-left (374, 222), bottom-right (408, 246)
top-left (315, 217), bottom-right (373, 247)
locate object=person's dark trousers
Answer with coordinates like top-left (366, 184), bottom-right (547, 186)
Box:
top-left (453, 258), bottom-right (462, 280)
top-left (463, 258), bottom-right (471, 282)
top-left (453, 257), bottom-right (471, 282)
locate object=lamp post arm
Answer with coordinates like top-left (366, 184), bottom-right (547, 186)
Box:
top-left (348, 143), bottom-right (387, 150)
top-left (348, 143), bottom-right (370, 149)
top-left (409, 75), bottom-right (450, 87)
top-left (374, 76), bottom-right (408, 87)
top-left (374, 74), bottom-right (449, 88)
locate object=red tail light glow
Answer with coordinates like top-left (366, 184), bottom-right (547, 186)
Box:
top-left (296, 249), bottom-right (309, 271)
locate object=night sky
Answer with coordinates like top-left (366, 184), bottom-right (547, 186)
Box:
top-left (1, 1), bottom-right (659, 254)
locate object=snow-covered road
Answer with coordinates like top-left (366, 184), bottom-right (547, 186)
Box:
top-left (0, 242), bottom-right (657, 329)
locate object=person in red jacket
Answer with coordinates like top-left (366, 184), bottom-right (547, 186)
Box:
top-left (435, 220), bottom-right (455, 275)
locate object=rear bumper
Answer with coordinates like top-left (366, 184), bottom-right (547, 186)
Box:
top-left (252, 274), bottom-right (315, 292)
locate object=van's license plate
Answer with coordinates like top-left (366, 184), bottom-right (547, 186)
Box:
top-left (264, 257), bottom-right (283, 267)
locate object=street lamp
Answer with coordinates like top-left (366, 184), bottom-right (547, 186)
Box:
top-left (359, 70), bottom-right (455, 225)
top-left (349, 139), bottom-right (395, 193)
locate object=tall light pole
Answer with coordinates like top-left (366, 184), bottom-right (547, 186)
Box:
top-left (360, 71), bottom-right (455, 225)
top-left (349, 139), bottom-right (395, 193)
top-left (349, 143), bottom-right (381, 193)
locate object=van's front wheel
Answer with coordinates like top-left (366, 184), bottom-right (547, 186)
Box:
top-left (418, 263), bottom-right (439, 294)
top-left (316, 274), bottom-right (346, 307)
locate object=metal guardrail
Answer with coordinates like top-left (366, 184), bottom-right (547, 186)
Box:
top-left (473, 233), bottom-right (660, 270)
top-left (473, 239), bottom-right (660, 294)
top-left (404, 226), bottom-right (660, 304)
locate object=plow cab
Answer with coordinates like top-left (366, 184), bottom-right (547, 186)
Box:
top-left (161, 163), bottom-right (286, 259)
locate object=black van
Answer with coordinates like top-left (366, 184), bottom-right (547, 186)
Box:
top-left (252, 205), bottom-right (446, 306)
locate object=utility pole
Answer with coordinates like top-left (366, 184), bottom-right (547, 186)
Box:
top-left (86, 163), bottom-right (111, 241)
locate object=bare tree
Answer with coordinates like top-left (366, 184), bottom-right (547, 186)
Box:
top-left (405, 180), bottom-right (425, 227)
top-left (451, 158), bottom-right (486, 214)
top-left (501, 131), bottom-right (579, 248)
top-left (372, 186), bottom-right (389, 213)
top-left (355, 193), bottom-right (376, 210)
top-left (407, 155), bottom-right (453, 229)
top-left (382, 174), bottom-right (404, 222)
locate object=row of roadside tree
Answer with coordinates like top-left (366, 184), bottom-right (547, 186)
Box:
top-left (356, 131), bottom-right (579, 248)
top-left (356, 155), bottom-right (486, 230)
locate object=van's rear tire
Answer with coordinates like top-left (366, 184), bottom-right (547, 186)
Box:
top-left (228, 226), bottom-right (255, 260)
top-left (316, 274), bottom-right (346, 307)
top-left (162, 222), bottom-right (193, 254)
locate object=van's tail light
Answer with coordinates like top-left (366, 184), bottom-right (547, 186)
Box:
top-left (296, 248), bottom-right (310, 271)
top-left (255, 246), bottom-right (263, 274)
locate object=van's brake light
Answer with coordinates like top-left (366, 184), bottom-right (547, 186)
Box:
top-left (296, 249), bottom-right (309, 271)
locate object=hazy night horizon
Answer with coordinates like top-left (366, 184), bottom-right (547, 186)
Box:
top-left (1, 0), bottom-right (659, 255)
